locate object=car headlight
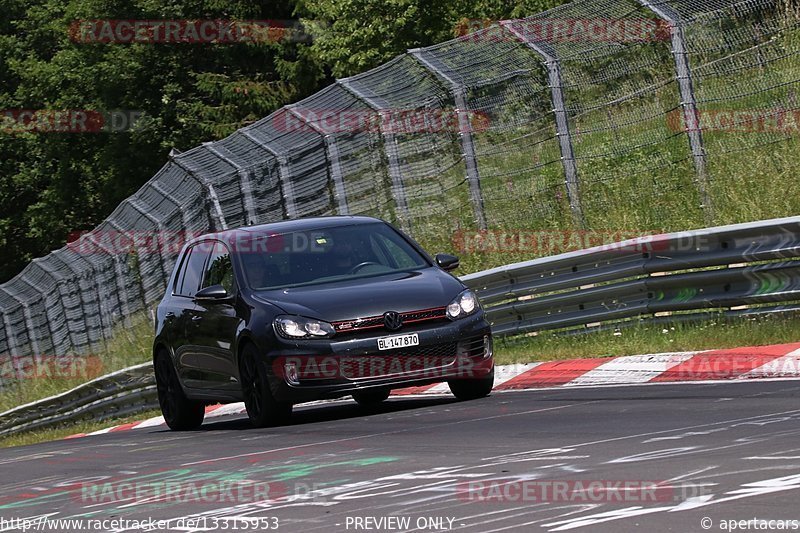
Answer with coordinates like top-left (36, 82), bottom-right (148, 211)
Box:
top-left (274, 316), bottom-right (335, 339)
top-left (446, 290), bottom-right (480, 320)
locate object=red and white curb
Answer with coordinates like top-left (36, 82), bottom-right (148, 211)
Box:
top-left (66, 342), bottom-right (800, 440)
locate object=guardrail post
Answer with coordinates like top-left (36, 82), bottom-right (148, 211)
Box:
top-left (634, 0), bottom-right (712, 220)
top-left (240, 129), bottom-right (299, 219)
top-left (338, 78), bottom-right (413, 233)
top-left (408, 48), bottom-right (488, 230)
top-left (500, 20), bottom-right (586, 229)
top-left (286, 106), bottom-right (350, 215)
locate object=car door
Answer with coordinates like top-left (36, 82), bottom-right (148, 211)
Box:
top-left (185, 241), bottom-right (240, 392)
top-left (172, 241), bottom-right (212, 389)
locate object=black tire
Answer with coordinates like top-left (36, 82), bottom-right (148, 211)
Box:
top-left (154, 352), bottom-right (205, 431)
top-left (240, 343), bottom-right (292, 428)
top-left (448, 366), bottom-right (495, 401)
top-left (352, 388), bottom-right (390, 406)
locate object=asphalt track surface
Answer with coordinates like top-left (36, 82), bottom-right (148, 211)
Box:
top-left (1, 380), bottom-right (800, 533)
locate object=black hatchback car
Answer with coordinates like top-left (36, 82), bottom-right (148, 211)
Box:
top-left (153, 216), bottom-right (494, 430)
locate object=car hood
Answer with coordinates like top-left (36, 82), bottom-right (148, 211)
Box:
top-left (252, 268), bottom-right (465, 322)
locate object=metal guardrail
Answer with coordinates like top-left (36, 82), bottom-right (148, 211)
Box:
top-left (0, 363), bottom-right (156, 437)
top-left (3, 216), bottom-right (800, 436)
top-left (462, 217), bottom-right (800, 337)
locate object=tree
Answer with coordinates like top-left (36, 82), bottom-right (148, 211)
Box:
top-left (0, 0), bottom-right (325, 282)
top-left (297, 0), bottom-right (569, 78)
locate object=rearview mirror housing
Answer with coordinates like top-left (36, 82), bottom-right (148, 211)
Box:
top-left (435, 253), bottom-right (460, 272)
top-left (194, 285), bottom-right (231, 302)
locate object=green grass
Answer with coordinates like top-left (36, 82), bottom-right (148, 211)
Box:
top-left (0, 408), bottom-right (162, 449)
top-left (494, 313), bottom-right (800, 365)
top-left (0, 314), bottom-right (157, 448)
top-left (0, 313), bottom-right (158, 449)
top-left (0, 315), bottom-right (153, 413)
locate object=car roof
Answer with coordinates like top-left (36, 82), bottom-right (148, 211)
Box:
top-left (184, 215), bottom-right (386, 248)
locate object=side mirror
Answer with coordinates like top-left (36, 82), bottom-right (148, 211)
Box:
top-left (435, 253), bottom-right (460, 272)
top-left (194, 285), bottom-right (231, 302)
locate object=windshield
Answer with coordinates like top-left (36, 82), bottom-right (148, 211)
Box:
top-left (239, 222), bottom-right (430, 290)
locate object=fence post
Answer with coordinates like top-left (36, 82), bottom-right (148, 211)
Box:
top-left (79, 237), bottom-right (133, 326)
top-left (20, 302), bottom-right (42, 357)
top-left (123, 198), bottom-right (172, 284)
top-left (500, 20), bottom-right (586, 229)
top-left (171, 157), bottom-right (229, 230)
top-left (32, 258), bottom-right (82, 354)
top-left (50, 252), bottom-right (96, 353)
top-left (635, 0), bottom-right (712, 219)
top-left (409, 48), bottom-right (488, 230)
top-left (57, 249), bottom-right (107, 350)
top-left (17, 276), bottom-right (59, 355)
top-left (0, 296), bottom-right (21, 357)
top-left (338, 78), bottom-right (413, 232)
top-left (286, 105), bottom-right (350, 215)
top-left (240, 129), bottom-right (298, 219)
top-left (0, 290), bottom-right (30, 358)
top-left (203, 144), bottom-right (260, 225)
top-left (149, 180), bottom-right (192, 230)
top-left (101, 218), bottom-right (148, 312)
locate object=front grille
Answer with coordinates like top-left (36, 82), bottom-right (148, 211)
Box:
top-left (332, 307), bottom-right (447, 335)
top-left (391, 341), bottom-right (457, 359)
top-left (337, 342), bottom-right (458, 380)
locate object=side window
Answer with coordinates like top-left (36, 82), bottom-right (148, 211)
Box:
top-left (203, 242), bottom-right (235, 294)
top-left (176, 243), bottom-right (211, 297)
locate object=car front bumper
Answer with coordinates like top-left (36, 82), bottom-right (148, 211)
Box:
top-left (265, 312), bottom-right (493, 403)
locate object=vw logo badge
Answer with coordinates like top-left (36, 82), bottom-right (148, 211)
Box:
top-left (383, 311), bottom-right (403, 331)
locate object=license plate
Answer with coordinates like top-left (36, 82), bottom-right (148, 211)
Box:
top-left (377, 333), bottom-right (419, 351)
